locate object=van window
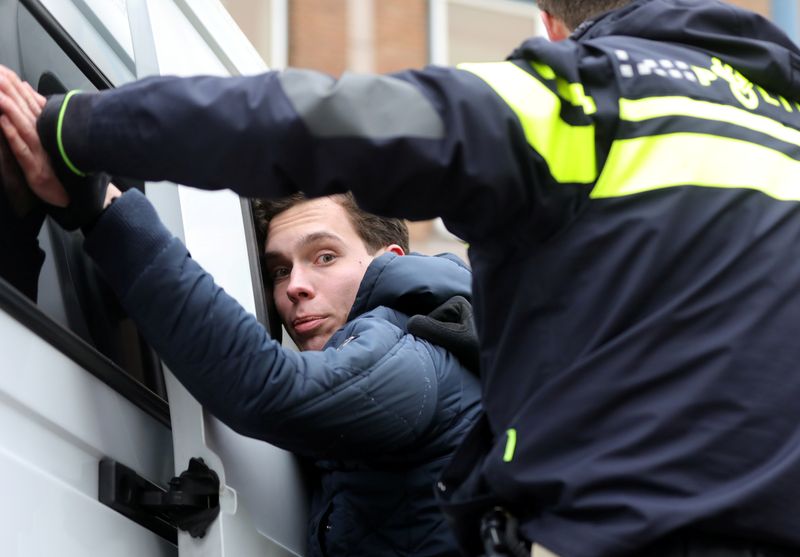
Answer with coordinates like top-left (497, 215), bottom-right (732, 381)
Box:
top-left (35, 0), bottom-right (136, 86)
top-left (0, 0), bottom-right (169, 425)
top-left (243, 198), bottom-right (284, 342)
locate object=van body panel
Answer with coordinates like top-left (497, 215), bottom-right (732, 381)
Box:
top-left (1, 0), bottom-right (309, 554)
top-left (0, 309), bottom-right (176, 555)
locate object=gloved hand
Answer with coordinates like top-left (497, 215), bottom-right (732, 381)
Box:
top-left (43, 171), bottom-right (111, 231)
top-left (408, 295), bottom-right (480, 375)
top-left (37, 93), bottom-right (111, 231)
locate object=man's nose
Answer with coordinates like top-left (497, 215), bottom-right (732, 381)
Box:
top-left (286, 267), bottom-right (315, 302)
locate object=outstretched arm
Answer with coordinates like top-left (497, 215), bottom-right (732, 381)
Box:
top-left (0, 65), bottom-right (535, 241)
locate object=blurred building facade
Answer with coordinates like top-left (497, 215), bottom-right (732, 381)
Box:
top-left (221, 0), bottom-right (797, 257)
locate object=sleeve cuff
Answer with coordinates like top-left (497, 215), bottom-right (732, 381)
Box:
top-left (83, 188), bottom-right (180, 298)
top-left (38, 91), bottom-right (96, 178)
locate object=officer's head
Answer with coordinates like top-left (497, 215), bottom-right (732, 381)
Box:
top-left (536, 0), bottom-right (632, 40)
top-left (254, 193), bottom-right (408, 351)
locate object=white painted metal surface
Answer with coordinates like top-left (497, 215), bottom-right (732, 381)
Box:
top-left (0, 310), bottom-right (175, 557)
top-left (128, 1), bottom-right (308, 554)
top-left (2, 0), bottom-right (308, 555)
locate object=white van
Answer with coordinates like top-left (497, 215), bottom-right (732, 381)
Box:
top-left (0, 1), bottom-right (308, 555)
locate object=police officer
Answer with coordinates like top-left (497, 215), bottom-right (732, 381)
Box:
top-left (3, 0), bottom-right (800, 555)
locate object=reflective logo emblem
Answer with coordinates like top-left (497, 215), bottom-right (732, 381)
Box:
top-left (614, 49), bottom-right (798, 114)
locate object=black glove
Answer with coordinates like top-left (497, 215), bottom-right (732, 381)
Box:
top-left (43, 171), bottom-right (111, 231)
top-left (408, 295), bottom-right (480, 375)
top-left (37, 93), bottom-right (109, 231)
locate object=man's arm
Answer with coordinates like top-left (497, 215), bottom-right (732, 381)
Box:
top-left (0, 66), bottom-right (535, 241)
top-left (84, 189), bottom-right (438, 459)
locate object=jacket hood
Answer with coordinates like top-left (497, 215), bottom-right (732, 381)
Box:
top-left (545, 0), bottom-right (800, 100)
top-left (348, 252), bottom-right (472, 320)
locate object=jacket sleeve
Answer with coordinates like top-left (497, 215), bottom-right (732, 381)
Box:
top-left (83, 189), bottom-right (439, 459)
top-left (41, 67), bottom-right (540, 240)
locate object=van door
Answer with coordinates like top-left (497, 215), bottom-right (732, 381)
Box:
top-left (0, 1), bottom-right (174, 555)
top-left (106, 0), bottom-right (311, 554)
top-left (9, 0), bottom-right (309, 555)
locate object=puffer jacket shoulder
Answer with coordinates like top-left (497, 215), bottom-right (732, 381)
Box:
top-left (306, 252), bottom-right (481, 557)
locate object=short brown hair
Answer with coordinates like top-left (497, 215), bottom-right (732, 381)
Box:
top-left (253, 192), bottom-right (410, 254)
top-left (536, 0), bottom-right (631, 30)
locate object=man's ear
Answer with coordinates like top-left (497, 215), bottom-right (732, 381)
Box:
top-left (383, 244), bottom-right (405, 256)
top-left (540, 11), bottom-right (571, 41)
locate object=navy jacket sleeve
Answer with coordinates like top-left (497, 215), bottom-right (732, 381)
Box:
top-left (83, 189), bottom-right (439, 459)
top-left (44, 68), bottom-right (536, 240)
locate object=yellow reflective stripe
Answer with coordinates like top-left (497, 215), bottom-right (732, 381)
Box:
top-left (503, 428), bottom-right (517, 462)
top-left (530, 61), bottom-right (556, 80)
top-left (460, 61), bottom-right (596, 184)
top-left (556, 80), bottom-right (597, 115)
top-left (620, 96), bottom-right (800, 148)
top-left (592, 133), bottom-right (800, 200)
top-left (529, 61), bottom-right (596, 114)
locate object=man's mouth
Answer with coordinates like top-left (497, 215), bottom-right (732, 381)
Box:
top-left (292, 315), bottom-right (326, 335)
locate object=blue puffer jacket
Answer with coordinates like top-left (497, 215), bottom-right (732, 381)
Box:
top-left (84, 190), bottom-right (482, 557)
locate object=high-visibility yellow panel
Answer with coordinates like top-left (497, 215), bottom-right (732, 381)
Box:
top-left (459, 61), bottom-right (597, 184)
top-left (592, 132), bottom-right (800, 200)
top-left (620, 96), bottom-right (800, 148)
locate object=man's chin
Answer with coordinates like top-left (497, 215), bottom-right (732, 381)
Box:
top-left (295, 334), bottom-right (328, 352)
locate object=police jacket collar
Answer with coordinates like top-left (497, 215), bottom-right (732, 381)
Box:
top-left (567, 0), bottom-right (800, 101)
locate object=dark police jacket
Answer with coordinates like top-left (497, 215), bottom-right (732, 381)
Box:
top-left (83, 190), bottom-right (481, 556)
top-left (40, 0), bottom-right (800, 554)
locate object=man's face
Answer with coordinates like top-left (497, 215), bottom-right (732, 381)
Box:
top-left (264, 198), bottom-right (379, 351)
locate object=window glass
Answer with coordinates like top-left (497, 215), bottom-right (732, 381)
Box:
top-left (3, 0), bottom-right (277, 414)
top-left (37, 0), bottom-right (136, 85)
top-left (148, 1), bottom-right (228, 76)
top-left (0, 1), bottom-right (168, 408)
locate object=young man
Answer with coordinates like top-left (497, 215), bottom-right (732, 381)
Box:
top-left (27, 175), bottom-right (483, 556)
top-left (4, 0), bottom-right (800, 555)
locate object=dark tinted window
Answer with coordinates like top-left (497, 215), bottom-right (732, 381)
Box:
top-left (0, 0), bottom-right (168, 424)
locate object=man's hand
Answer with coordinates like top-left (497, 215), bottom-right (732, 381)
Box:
top-left (0, 65), bottom-right (68, 207)
top-left (105, 183), bottom-right (122, 208)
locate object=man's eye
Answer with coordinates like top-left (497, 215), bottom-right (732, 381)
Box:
top-left (270, 267), bottom-right (290, 281)
top-left (317, 253), bottom-right (337, 265)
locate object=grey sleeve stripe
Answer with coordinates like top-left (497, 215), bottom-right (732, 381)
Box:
top-left (278, 69), bottom-right (444, 139)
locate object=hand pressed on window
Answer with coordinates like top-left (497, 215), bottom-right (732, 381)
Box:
top-left (0, 65), bottom-right (68, 208)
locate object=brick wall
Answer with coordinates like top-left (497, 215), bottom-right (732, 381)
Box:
top-left (374, 0), bottom-right (427, 73)
top-left (289, 0), bottom-right (348, 75)
top-left (726, 0), bottom-right (771, 16)
top-left (288, 0), bottom-right (426, 75)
